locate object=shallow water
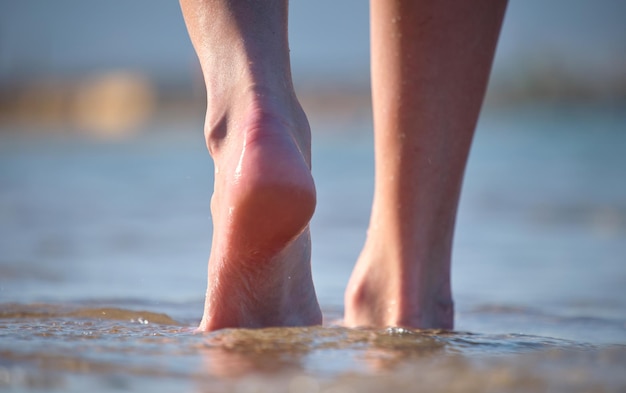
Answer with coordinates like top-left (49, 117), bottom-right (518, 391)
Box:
top-left (1, 304), bottom-right (625, 392)
top-left (1, 105), bottom-right (626, 391)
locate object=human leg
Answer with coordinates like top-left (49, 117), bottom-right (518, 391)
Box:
top-left (344, 0), bottom-right (507, 329)
top-left (179, 0), bottom-right (321, 331)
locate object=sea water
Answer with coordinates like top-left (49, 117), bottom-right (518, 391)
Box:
top-left (1, 105), bottom-right (625, 392)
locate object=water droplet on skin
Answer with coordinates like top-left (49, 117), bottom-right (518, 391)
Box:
top-left (234, 139), bottom-right (247, 181)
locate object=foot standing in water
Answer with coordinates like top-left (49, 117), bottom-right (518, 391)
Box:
top-left (179, 0), bottom-right (507, 331)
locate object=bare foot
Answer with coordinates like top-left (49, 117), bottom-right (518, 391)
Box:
top-left (344, 242), bottom-right (454, 330)
top-left (178, 0), bottom-right (322, 332)
top-left (197, 89), bottom-right (322, 331)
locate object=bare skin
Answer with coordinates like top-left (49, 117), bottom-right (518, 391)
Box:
top-left (344, 0), bottom-right (508, 329)
top-left (179, 0), bottom-right (322, 331)
top-left (180, 0), bottom-right (506, 331)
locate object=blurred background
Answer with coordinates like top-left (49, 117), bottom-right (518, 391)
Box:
top-left (1, 0), bottom-right (625, 341)
top-left (0, 0), bottom-right (625, 136)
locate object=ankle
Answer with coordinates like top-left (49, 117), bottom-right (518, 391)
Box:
top-left (345, 242), bottom-right (454, 329)
top-left (204, 85), bottom-right (309, 160)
